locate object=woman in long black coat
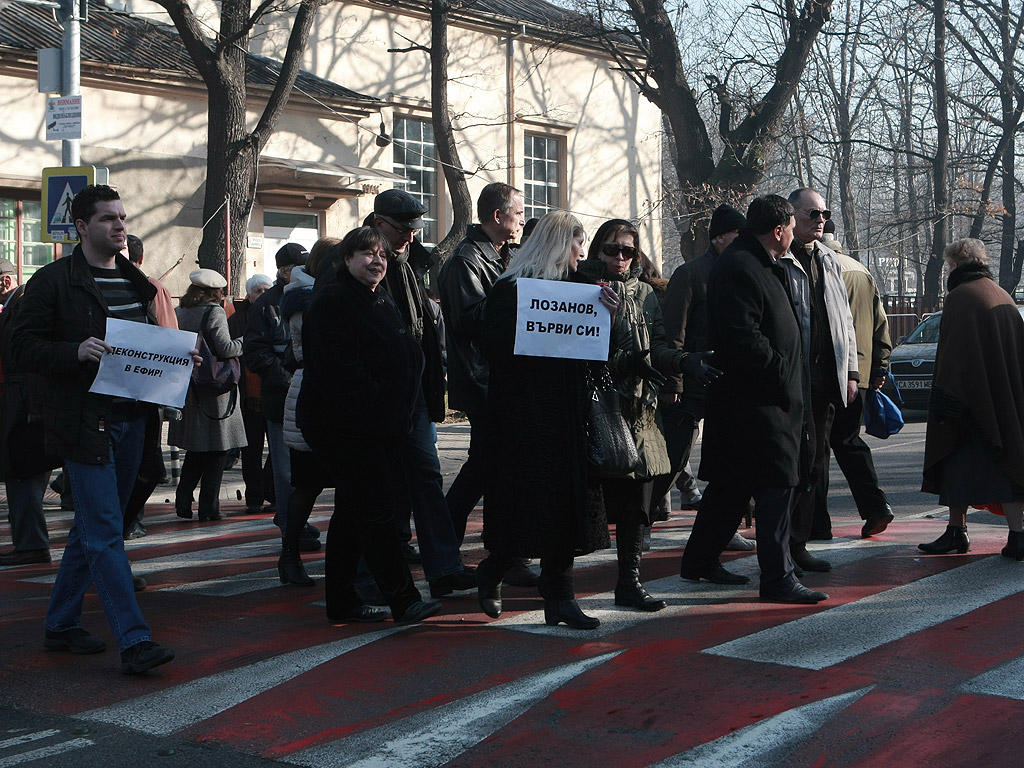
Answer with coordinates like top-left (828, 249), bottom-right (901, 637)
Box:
top-left (298, 227), bottom-right (440, 625)
top-left (477, 211), bottom-right (616, 629)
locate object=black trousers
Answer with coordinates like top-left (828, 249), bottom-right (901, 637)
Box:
top-left (790, 387), bottom-right (835, 547)
top-left (815, 388), bottom-right (889, 522)
top-left (482, 551), bottom-right (575, 600)
top-left (680, 482), bottom-right (796, 591)
top-left (446, 410), bottom-right (486, 544)
top-left (240, 406), bottom-right (272, 508)
top-left (324, 446), bottom-right (420, 618)
top-left (176, 450), bottom-right (227, 518)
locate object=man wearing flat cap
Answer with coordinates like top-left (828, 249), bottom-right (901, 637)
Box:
top-left (244, 242), bottom-right (320, 551)
top-left (363, 189), bottom-right (476, 596)
top-left (12, 184), bottom-right (190, 673)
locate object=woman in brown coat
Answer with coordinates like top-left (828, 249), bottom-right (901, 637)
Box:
top-left (919, 238), bottom-right (1024, 559)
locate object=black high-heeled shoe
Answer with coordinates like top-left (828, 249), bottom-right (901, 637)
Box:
top-left (918, 524), bottom-right (970, 554)
top-left (543, 599), bottom-right (600, 629)
top-left (1001, 531), bottom-right (1024, 561)
top-left (277, 551), bottom-right (314, 586)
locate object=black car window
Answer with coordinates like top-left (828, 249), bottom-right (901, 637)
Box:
top-left (904, 313), bottom-right (941, 344)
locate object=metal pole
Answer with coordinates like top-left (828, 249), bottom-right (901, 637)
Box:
top-left (59, 0), bottom-right (81, 167)
top-left (224, 196), bottom-right (231, 293)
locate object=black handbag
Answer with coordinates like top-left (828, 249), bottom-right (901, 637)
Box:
top-left (585, 365), bottom-right (641, 478)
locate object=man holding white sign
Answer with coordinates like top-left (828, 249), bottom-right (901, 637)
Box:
top-left (12, 185), bottom-right (198, 674)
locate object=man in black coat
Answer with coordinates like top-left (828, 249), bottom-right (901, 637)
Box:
top-left (678, 195), bottom-right (828, 604)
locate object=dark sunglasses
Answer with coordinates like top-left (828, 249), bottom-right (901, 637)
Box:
top-left (804, 208), bottom-right (832, 221)
top-left (601, 243), bottom-right (637, 260)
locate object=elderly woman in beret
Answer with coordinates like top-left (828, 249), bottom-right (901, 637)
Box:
top-left (919, 238), bottom-right (1024, 559)
top-left (169, 268), bottom-right (247, 521)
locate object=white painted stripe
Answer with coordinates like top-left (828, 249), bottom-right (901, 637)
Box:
top-left (283, 651), bottom-right (623, 768)
top-left (81, 628), bottom-right (408, 735)
top-left (960, 655), bottom-right (1024, 700)
top-left (0, 731), bottom-right (59, 750)
top-left (648, 687), bottom-right (872, 767)
top-left (0, 738), bottom-right (93, 767)
top-left (704, 556), bottom-right (1024, 670)
top-left (496, 540), bottom-right (898, 638)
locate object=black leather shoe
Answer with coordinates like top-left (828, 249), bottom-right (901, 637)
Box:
top-left (919, 524), bottom-right (969, 554)
top-left (680, 564), bottom-right (750, 585)
top-left (395, 600), bottom-right (442, 625)
top-left (429, 567), bottom-right (478, 598)
top-left (298, 532), bottom-right (322, 552)
top-left (327, 605), bottom-right (388, 623)
top-left (791, 547), bottom-right (832, 572)
top-left (614, 580), bottom-right (667, 612)
top-left (544, 599), bottom-right (600, 629)
top-left (0, 548), bottom-right (51, 567)
top-left (44, 628), bottom-right (106, 655)
top-left (504, 558), bottom-right (539, 587)
top-left (401, 542), bottom-right (422, 564)
top-left (198, 510), bottom-right (222, 522)
top-left (120, 641), bottom-right (174, 674)
top-left (861, 508), bottom-right (895, 538)
top-left (760, 581), bottom-right (828, 604)
top-left (132, 575), bottom-right (147, 592)
top-left (477, 566), bottom-right (503, 618)
top-left (303, 523), bottom-right (321, 540)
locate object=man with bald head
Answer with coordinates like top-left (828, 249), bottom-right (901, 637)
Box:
top-left (779, 188), bottom-right (858, 574)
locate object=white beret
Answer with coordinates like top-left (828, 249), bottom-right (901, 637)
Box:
top-left (189, 268), bottom-right (227, 289)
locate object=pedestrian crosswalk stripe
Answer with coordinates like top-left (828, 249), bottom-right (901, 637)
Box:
top-left (647, 687), bottom-right (872, 767)
top-left (282, 651), bottom-right (623, 768)
top-left (0, 738), bottom-right (93, 767)
top-left (0, 731), bottom-right (60, 750)
top-left (80, 628), bottom-right (407, 735)
top-left (960, 655), bottom-right (1024, 700)
top-left (703, 556), bottom-right (1024, 670)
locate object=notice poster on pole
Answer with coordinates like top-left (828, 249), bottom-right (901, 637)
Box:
top-left (513, 278), bottom-right (611, 361)
top-left (89, 319), bottom-right (198, 408)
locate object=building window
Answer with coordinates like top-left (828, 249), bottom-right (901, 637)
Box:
top-left (393, 116), bottom-right (439, 245)
top-left (524, 134), bottom-right (561, 221)
top-left (0, 197), bottom-right (55, 280)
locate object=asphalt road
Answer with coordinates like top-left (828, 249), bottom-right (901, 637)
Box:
top-left (4, 415), bottom-right (1024, 768)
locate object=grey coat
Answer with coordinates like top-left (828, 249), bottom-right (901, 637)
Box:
top-left (168, 303), bottom-right (247, 452)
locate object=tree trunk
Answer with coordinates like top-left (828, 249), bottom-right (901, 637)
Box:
top-left (430, 0), bottom-right (473, 267)
top-left (924, 0), bottom-right (949, 310)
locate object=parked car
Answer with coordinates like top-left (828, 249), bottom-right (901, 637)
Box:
top-left (884, 305), bottom-right (1024, 410)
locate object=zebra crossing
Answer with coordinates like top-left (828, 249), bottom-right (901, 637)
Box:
top-left (3, 498), bottom-right (1024, 767)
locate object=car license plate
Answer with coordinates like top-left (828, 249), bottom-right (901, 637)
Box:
top-left (898, 380), bottom-right (931, 389)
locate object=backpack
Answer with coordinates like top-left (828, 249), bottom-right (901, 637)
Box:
top-left (192, 305), bottom-right (241, 395)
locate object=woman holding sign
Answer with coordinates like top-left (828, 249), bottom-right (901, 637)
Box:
top-left (478, 211), bottom-right (618, 629)
top-left (169, 269), bottom-right (247, 522)
top-left (579, 219), bottom-right (720, 612)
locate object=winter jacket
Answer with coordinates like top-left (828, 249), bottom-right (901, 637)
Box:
top-left (168, 303), bottom-right (246, 452)
top-left (437, 224), bottom-right (505, 414)
top-left (779, 240), bottom-right (859, 406)
top-left (661, 245), bottom-right (718, 397)
top-left (242, 280), bottom-right (292, 423)
top-left (698, 231), bottom-right (804, 488)
top-left (10, 245), bottom-right (158, 464)
top-left (281, 267), bottom-right (314, 452)
top-left (836, 253), bottom-right (891, 385)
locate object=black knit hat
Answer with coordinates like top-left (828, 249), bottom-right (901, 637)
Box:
top-left (709, 204), bottom-right (746, 239)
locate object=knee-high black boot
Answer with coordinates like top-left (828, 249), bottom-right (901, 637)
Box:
top-left (615, 522), bottom-right (667, 612)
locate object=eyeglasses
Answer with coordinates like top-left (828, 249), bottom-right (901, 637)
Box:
top-left (379, 217), bottom-right (421, 237)
top-left (804, 208), bottom-right (832, 221)
top-left (601, 243), bottom-right (637, 260)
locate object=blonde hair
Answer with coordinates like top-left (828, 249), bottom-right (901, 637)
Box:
top-left (503, 211), bottom-right (585, 281)
top-left (944, 238), bottom-right (989, 268)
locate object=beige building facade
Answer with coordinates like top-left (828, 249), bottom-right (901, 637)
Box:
top-left (0, 0), bottom-right (662, 295)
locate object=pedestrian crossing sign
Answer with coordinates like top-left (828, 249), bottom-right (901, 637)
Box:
top-left (41, 166), bottom-right (108, 243)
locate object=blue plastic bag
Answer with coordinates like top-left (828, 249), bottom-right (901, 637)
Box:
top-left (864, 374), bottom-right (905, 439)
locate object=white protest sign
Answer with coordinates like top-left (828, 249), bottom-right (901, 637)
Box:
top-left (89, 319), bottom-right (198, 408)
top-left (513, 277), bottom-right (611, 361)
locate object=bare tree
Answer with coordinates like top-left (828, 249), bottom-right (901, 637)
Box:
top-left (153, 0), bottom-right (323, 292)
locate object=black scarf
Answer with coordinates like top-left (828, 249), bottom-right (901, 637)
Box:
top-left (947, 260), bottom-right (993, 292)
top-left (383, 250), bottom-right (425, 342)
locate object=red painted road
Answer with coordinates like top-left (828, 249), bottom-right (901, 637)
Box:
top-left (3, 502), bottom-right (1024, 767)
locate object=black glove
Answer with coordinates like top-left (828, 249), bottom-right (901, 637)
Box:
top-left (626, 349), bottom-right (668, 387)
top-left (680, 351), bottom-right (723, 386)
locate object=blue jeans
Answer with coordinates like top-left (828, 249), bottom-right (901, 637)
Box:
top-left (265, 419), bottom-right (292, 536)
top-left (394, 397), bottom-right (463, 580)
top-left (45, 417), bottom-right (150, 652)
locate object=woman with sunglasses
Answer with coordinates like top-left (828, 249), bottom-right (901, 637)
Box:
top-left (579, 219), bottom-right (720, 612)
